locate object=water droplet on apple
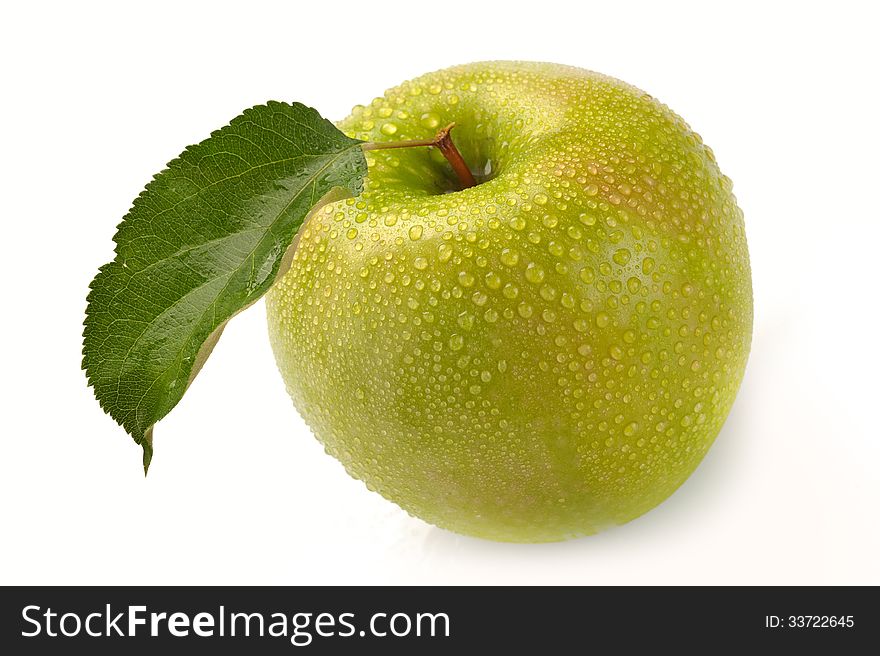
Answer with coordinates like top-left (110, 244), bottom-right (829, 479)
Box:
top-left (484, 271), bottom-right (502, 289)
top-left (524, 262), bottom-right (545, 284)
top-left (471, 291), bottom-right (488, 306)
top-left (613, 248), bottom-right (631, 266)
top-left (420, 112), bottom-right (441, 129)
top-left (457, 312), bottom-right (475, 330)
top-left (500, 248), bottom-right (519, 266)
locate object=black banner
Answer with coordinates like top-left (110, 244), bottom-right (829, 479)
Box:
top-left (1, 586), bottom-right (876, 652)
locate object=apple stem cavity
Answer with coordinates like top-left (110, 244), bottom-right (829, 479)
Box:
top-left (362, 123), bottom-right (477, 190)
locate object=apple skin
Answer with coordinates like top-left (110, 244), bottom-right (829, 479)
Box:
top-left (266, 62), bottom-right (752, 542)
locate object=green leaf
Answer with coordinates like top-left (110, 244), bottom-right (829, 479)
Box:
top-left (83, 102), bottom-right (366, 472)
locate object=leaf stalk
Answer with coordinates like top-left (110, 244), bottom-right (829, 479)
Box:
top-left (362, 123), bottom-right (477, 190)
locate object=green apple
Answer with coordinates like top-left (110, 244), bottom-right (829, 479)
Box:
top-left (266, 61), bottom-right (752, 542)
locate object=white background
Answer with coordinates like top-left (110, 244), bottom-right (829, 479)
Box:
top-left (2, 1), bottom-right (878, 585)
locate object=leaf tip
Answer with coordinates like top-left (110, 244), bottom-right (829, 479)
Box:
top-left (141, 429), bottom-right (154, 476)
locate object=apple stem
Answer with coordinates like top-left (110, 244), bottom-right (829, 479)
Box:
top-left (362, 123), bottom-right (477, 190)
